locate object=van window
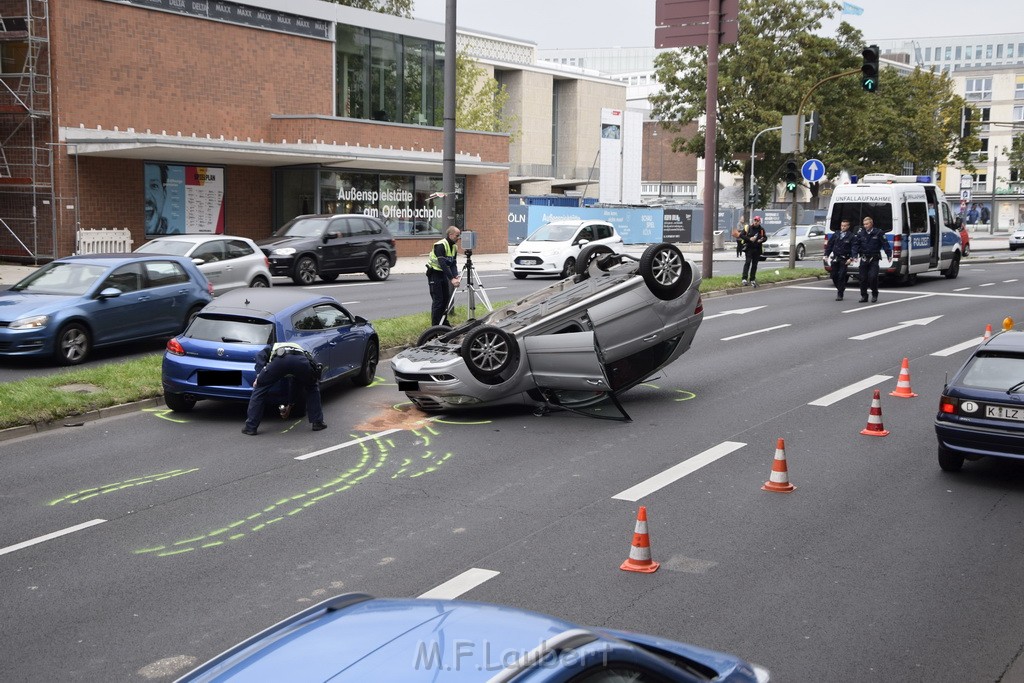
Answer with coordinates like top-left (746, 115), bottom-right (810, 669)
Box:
top-left (905, 202), bottom-right (929, 234)
top-left (829, 203), bottom-right (894, 233)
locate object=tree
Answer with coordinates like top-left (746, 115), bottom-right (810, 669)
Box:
top-left (650, 0), bottom-right (974, 207)
top-left (455, 52), bottom-right (519, 140)
top-left (324, 0), bottom-right (412, 17)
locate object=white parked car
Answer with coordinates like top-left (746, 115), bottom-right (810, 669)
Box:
top-left (135, 235), bottom-right (272, 295)
top-left (510, 219), bottom-right (625, 279)
top-left (1009, 227), bottom-right (1024, 251)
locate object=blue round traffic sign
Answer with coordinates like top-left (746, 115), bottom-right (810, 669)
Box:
top-left (801, 159), bottom-right (825, 182)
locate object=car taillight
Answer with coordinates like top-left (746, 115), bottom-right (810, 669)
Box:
top-left (939, 395), bottom-right (957, 414)
top-left (207, 282), bottom-right (215, 295)
top-left (263, 256), bottom-right (271, 268)
top-left (694, 295), bottom-right (704, 315)
top-left (166, 338), bottom-right (185, 356)
top-left (891, 234), bottom-right (902, 260)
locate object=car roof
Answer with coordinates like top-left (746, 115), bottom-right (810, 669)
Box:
top-left (55, 253), bottom-right (193, 266)
top-left (200, 289), bottom-right (339, 318)
top-left (978, 330), bottom-right (1024, 353)
top-left (143, 235), bottom-right (254, 244)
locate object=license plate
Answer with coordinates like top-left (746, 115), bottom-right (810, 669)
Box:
top-left (986, 405), bottom-right (1024, 421)
top-left (519, 258), bottom-right (540, 265)
top-left (398, 380), bottom-right (420, 392)
top-left (197, 370), bottom-right (242, 386)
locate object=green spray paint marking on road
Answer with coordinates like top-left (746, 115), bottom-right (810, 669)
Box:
top-left (48, 468), bottom-right (199, 506)
top-left (143, 407), bottom-right (190, 424)
top-left (674, 390), bottom-right (697, 402)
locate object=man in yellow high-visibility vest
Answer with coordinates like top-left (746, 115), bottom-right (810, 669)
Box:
top-left (425, 226), bottom-right (461, 325)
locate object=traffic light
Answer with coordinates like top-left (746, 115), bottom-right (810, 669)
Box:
top-left (785, 159), bottom-right (799, 194)
top-left (961, 106), bottom-right (972, 138)
top-left (806, 111), bottom-right (821, 141)
top-left (861, 45), bottom-right (880, 92)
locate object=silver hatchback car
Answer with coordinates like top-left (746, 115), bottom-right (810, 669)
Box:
top-left (392, 243), bottom-right (704, 420)
top-left (761, 224), bottom-right (829, 261)
top-left (135, 234), bottom-right (272, 295)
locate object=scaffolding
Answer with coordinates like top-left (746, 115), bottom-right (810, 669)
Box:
top-left (0, 0), bottom-right (53, 261)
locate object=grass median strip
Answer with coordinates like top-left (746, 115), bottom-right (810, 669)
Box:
top-left (0, 268), bottom-right (823, 431)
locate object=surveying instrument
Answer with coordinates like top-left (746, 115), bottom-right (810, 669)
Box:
top-left (441, 230), bottom-right (492, 324)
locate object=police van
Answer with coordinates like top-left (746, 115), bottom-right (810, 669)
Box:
top-left (825, 173), bottom-right (963, 284)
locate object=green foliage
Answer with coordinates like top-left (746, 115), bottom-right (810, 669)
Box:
top-left (455, 52), bottom-right (519, 141)
top-left (650, 0), bottom-right (974, 206)
top-left (323, 0), bottom-right (412, 17)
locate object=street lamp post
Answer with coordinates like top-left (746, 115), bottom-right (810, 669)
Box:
top-left (652, 129), bottom-right (664, 198)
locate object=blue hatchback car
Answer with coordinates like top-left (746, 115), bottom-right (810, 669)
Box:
top-left (935, 329), bottom-right (1024, 471)
top-left (161, 289), bottom-right (378, 412)
top-left (175, 594), bottom-right (769, 682)
top-left (0, 254), bottom-right (212, 365)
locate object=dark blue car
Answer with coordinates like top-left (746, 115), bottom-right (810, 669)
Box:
top-left (0, 254), bottom-right (213, 365)
top-left (175, 594), bottom-right (770, 682)
top-left (161, 289), bottom-right (378, 412)
top-left (935, 329), bottom-right (1024, 471)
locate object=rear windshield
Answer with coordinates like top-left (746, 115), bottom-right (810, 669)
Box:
top-left (829, 202), bottom-right (894, 233)
top-left (960, 354), bottom-right (1024, 392)
top-left (184, 315), bottom-right (274, 345)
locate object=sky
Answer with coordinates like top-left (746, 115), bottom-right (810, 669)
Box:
top-left (411, 1), bottom-right (1022, 49)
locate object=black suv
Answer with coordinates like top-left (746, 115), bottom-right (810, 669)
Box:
top-left (258, 214), bottom-right (397, 285)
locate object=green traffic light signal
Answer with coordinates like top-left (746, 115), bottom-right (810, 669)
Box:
top-left (785, 159), bottom-right (799, 194)
top-left (861, 45), bottom-right (880, 93)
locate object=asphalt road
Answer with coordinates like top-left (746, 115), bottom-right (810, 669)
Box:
top-left (2, 260), bottom-right (1024, 681)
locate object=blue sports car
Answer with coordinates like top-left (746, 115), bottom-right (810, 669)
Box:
top-left (175, 594), bottom-right (770, 682)
top-left (161, 289), bottom-right (378, 412)
top-left (0, 254), bottom-right (213, 365)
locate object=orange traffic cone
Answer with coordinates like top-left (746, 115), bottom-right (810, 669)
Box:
top-left (620, 506), bottom-right (659, 573)
top-left (889, 358), bottom-right (918, 398)
top-left (762, 438), bottom-right (796, 493)
top-left (983, 324), bottom-right (992, 340)
top-left (860, 389), bottom-right (890, 436)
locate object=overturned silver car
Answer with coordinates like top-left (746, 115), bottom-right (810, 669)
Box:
top-left (391, 243), bottom-right (704, 420)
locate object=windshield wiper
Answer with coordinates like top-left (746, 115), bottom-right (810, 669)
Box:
top-left (1006, 380), bottom-right (1024, 394)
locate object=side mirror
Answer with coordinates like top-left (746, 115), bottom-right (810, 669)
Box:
top-left (953, 216), bottom-right (963, 229)
top-left (192, 257), bottom-right (206, 266)
top-left (323, 231), bottom-right (339, 242)
top-left (354, 315), bottom-right (368, 325)
top-left (98, 287), bottom-right (122, 299)
top-left (576, 238), bottom-right (590, 247)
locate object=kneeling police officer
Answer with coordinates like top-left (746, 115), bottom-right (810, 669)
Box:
top-left (242, 341), bottom-right (326, 435)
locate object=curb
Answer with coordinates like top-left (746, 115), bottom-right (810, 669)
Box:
top-left (0, 397), bottom-right (164, 444)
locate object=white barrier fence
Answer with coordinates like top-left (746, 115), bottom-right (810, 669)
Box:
top-left (75, 228), bottom-right (134, 255)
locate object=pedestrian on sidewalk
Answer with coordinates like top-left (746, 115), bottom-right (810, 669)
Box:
top-left (738, 216), bottom-right (767, 286)
top-left (824, 219), bottom-right (854, 301)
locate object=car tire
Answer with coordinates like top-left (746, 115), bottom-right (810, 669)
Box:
top-left (249, 275), bottom-right (270, 288)
top-left (352, 339), bottom-right (379, 387)
top-left (796, 244), bottom-right (806, 261)
top-left (574, 244), bottom-right (615, 278)
top-left (292, 255), bottom-right (319, 285)
top-left (367, 252), bottom-right (391, 281)
top-left (416, 325), bottom-right (452, 346)
top-left (513, 272), bottom-right (527, 280)
top-left (55, 322), bottom-right (90, 366)
top-left (182, 304), bottom-right (204, 333)
top-left (943, 252), bottom-right (961, 279)
top-left (639, 243), bottom-right (691, 300)
top-left (164, 392), bottom-right (196, 413)
top-left (938, 445), bottom-right (964, 472)
top-left (559, 257), bottom-right (576, 279)
top-left (318, 273), bottom-right (339, 283)
top-left (1011, 244), bottom-right (1018, 252)
top-left (461, 325), bottom-right (517, 381)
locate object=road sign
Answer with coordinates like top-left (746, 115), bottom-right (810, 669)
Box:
top-left (960, 188), bottom-right (972, 202)
top-left (960, 174), bottom-right (973, 189)
top-left (801, 159), bottom-right (825, 182)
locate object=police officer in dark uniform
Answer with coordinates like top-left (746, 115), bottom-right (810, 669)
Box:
top-left (851, 216), bottom-right (892, 303)
top-left (242, 341), bottom-right (325, 435)
top-left (426, 226), bottom-right (461, 325)
top-left (824, 219), bottom-right (855, 301)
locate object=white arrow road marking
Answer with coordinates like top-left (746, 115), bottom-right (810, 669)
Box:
top-left (0, 519), bottom-right (106, 557)
top-left (418, 568), bottom-right (500, 599)
top-left (932, 337), bottom-right (985, 357)
top-left (849, 316), bottom-right (942, 340)
top-left (809, 375), bottom-right (892, 407)
top-left (842, 293), bottom-right (937, 313)
top-left (721, 324), bottom-right (790, 341)
top-left (612, 442), bottom-right (746, 502)
top-left (703, 306), bottom-right (765, 320)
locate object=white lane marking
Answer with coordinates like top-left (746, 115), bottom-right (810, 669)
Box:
top-left (932, 338), bottom-right (984, 357)
top-left (299, 281), bottom-right (379, 289)
top-left (296, 429), bottom-right (403, 461)
top-left (1005, 279), bottom-right (1019, 283)
top-left (721, 324), bottom-right (790, 341)
top-left (703, 306), bottom-right (765, 320)
top-left (980, 282), bottom-right (996, 287)
top-left (809, 375), bottom-right (892, 407)
top-left (612, 442), bottom-right (746, 502)
top-left (953, 287), bottom-right (971, 292)
top-left (418, 568), bottom-right (500, 599)
top-left (841, 293), bottom-right (936, 313)
top-left (849, 315), bottom-right (942, 341)
top-left (0, 519), bottom-right (106, 557)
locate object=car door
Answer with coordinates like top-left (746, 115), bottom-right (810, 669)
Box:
top-left (140, 259), bottom-right (198, 334)
top-left (806, 226), bottom-right (827, 257)
top-left (319, 217), bottom-right (351, 274)
top-left (523, 331), bottom-right (610, 391)
top-left (90, 262), bottom-right (152, 344)
top-left (219, 239), bottom-right (254, 292)
top-left (314, 303), bottom-right (365, 379)
top-left (592, 223), bottom-right (623, 251)
top-left (343, 217), bottom-right (375, 272)
top-left (190, 240), bottom-right (226, 294)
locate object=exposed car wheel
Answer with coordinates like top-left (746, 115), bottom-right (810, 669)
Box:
top-left (164, 392), bottom-right (196, 413)
top-left (513, 272), bottom-right (527, 280)
top-left (461, 325), bottom-right (517, 380)
top-left (938, 445), bottom-right (964, 472)
top-left (292, 255), bottom-right (318, 285)
top-left (574, 244), bottom-right (615, 278)
top-left (55, 322), bottom-right (90, 366)
top-left (416, 325), bottom-right (452, 346)
top-left (182, 305), bottom-right (204, 333)
top-left (318, 273), bottom-right (339, 283)
top-left (943, 253), bottom-right (961, 279)
top-left (367, 253), bottom-right (391, 281)
top-left (639, 243), bottom-right (691, 300)
top-left (559, 257), bottom-right (576, 279)
top-left (248, 275), bottom-right (270, 288)
top-left (352, 339), bottom-right (379, 387)
top-left (796, 244), bottom-right (806, 261)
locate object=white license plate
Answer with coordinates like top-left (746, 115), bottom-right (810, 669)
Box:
top-left (986, 405), bottom-right (1024, 421)
top-left (520, 258), bottom-right (540, 265)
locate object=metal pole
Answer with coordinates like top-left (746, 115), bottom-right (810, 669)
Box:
top-left (749, 125), bottom-right (781, 223)
top-left (442, 0), bottom-right (457, 227)
top-left (991, 152), bottom-right (998, 234)
top-left (701, 0), bottom-right (721, 278)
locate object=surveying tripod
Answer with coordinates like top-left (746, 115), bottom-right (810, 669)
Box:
top-left (441, 250), bottom-right (492, 325)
